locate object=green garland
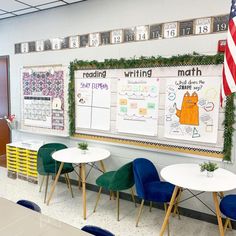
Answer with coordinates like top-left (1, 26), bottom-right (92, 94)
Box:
top-left (223, 93), bottom-right (235, 162)
top-left (69, 53), bottom-right (235, 161)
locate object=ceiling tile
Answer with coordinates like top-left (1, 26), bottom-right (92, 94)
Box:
top-left (21, 0), bottom-right (61, 7)
top-left (37, 1), bottom-right (66, 10)
top-left (0, 1), bottom-right (26, 12)
top-left (63, 0), bottom-right (84, 3)
top-left (13, 8), bottom-right (39, 15)
top-left (0, 13), bottom-right (15, 19)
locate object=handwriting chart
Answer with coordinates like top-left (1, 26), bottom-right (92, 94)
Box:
top-left (116, 77), bottom-right (159, 136)
top-left (164, 77), bottom-right (220, 143)
top-left (75, 78), bottom-right (111, 131)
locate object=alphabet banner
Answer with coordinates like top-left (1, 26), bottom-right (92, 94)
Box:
top-left (164, 76), bottom-right (220, 143)
top-left (116, 77), bottom-right (159, 136)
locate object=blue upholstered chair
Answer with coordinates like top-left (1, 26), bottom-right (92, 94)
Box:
top-left (81, 225), bottom-right (114, 236)
top-left (220, 194), bottom-right (236, 231)
top-left (133, 158), bottom-right (177, 232)
top-left (17, 200), bottom-right (41, 213)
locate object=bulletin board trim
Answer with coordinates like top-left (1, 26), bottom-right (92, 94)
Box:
top-left (69, 53), bottom-right (234, 161)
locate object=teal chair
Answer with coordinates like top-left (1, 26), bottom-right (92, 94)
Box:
top-left (93, 162), bottom-right (136, 221)
top-left (37, 143), bottom-right (74, 203)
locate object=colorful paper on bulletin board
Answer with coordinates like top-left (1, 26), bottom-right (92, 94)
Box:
top-left (22, 68), bottom-right (65, 130)
top-left (116, 77), bottom-right (159, 136)
top-left (75, 78), bottom-right (111, 131)
top-left (164, 76), bottom-right (220, 143)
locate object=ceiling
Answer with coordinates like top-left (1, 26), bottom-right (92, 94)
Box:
top-left (0, 0), bottom-right (86, 20)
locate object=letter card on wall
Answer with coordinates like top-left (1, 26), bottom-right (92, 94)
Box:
top-left (164, 76), bottom-right (220, 143)
top-left (116, 77), bottom-right (159, 136)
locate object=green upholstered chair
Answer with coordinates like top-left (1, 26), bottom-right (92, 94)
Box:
top-left (93, 162), bottom-right (136, 221)
top-left (37, 143), bottom-right (74, 203)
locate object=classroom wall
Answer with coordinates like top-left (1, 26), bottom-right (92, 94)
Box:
top-left (0, 0), bottom-right (234, 215)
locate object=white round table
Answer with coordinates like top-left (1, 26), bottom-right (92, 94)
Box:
top-left (159, 163), bottom-right (236, 236)
top-left (46, 147), bottom-right (111, 220)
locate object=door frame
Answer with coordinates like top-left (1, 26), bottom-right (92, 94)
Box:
top-left (0, 55), bottom-right (11, 142)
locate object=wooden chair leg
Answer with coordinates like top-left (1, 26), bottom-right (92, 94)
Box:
top-left (136, 199), bottom-right (144, 227)
top-left (173, 188), bottom-right (182, 219)
top-left (64, 174), bottom-right (69, 188)
top-left (130, 187), bottom-right (137, 207)
top-left (94, 187), bottom-right (102, 212)
top-left (117, 191), bottom-right (120, 221)
top-left (39, 176), bottom-right (45, 192)
top-left (78, 164), bottom-right (82, 190)
top-left (44, 175), bottom-right (49, 203)
top-left (164, 203), bottom-right (170, 236)
top-left (150, 201), bottom-right (152, 212)
top-left (66, 173), bottom-right (74, 198)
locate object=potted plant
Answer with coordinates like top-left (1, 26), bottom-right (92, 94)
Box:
top-left (199, 161), bottom-right (218, 177)
top-left (78, 142), bottom-right (88, 154)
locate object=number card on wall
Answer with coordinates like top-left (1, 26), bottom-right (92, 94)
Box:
top-left (195, 17), bottom-right (212, 35)
top-left (149, 24), bottom-right (163, 39)
top-left (213, 15), bottom-right (229, 32)
top-left (135, 26), bottom-right (149, 41)
top-left (124, 28), bottom-right (136, 42)
top-left (164, 76), bottom-right (220, 143)
top-left (36, 40), bottom-right (44, 52)
top-left (116, 77), bottom-right (159, 136)
top-left (111, 29), bottom-right (123, 44)
top-left (69, 36), bottom-right (79, 48)
top-left (89, 33), bottom-right (100, 47)
top-left (179, 20), bottom-right (194, 36)
top-left (163, 22), bottom-right (178, 39)
top-left (21, 42), bottom-right (29, 53)
top-left (75, 75), bottom-right (111, 131)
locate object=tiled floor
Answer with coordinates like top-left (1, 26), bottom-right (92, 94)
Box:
top-left (0, 167), bottom-right (235, 236)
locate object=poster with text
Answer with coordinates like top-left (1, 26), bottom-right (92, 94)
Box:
top-left (116, 77), bottom-right (159, 136)
top-left (164, 76), bottom-right (220, 143)
top-left (75, 78), bottom-right (111, 131)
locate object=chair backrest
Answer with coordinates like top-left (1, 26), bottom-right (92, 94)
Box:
top-left (17, 200), bottom-right (41, 213)
top-left (37, 143), bottom-right (67, 175)
top-left (133, 158), bottom-right (160, 199)
top-left (81, 225), bottom-right (114, 236)
top-left (109, 162), bottom-right (134, 191)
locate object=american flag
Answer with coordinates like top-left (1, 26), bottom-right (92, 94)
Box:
top-left (221, 0), bottom-right (236, 105)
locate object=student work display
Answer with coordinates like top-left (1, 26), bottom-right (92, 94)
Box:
top-left (21, 66), bottom-right (68, 136)
top-left (71, 59), bottom-right (226, 158)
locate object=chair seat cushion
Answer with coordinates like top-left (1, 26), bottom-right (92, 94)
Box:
top-left (38, 163), bottom-right (74, 175)
top-left (145, 181), bottom-right (174, 202)
top-left (96, 171), bottom-right (116, 189)
top-left (220, 195), bottom-right (236, 220)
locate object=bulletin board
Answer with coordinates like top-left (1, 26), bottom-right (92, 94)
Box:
top-left (69, 55), bottom-right (234, 159)
top-left (21, 65), bottom-right (69, 136)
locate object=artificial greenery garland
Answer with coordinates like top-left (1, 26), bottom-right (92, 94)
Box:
top-left (69, 53), bottom-right (235, 161)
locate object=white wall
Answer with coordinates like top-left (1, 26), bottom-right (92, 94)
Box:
top-left (0, 0), bottom-right (234, 215)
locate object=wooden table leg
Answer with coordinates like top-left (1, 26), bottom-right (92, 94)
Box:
top-left (46, 162), bottom-right (64, 205)
top-left (99, 160), bottom-right (106, 172)
top-left (159, 186), bottom-right (179, 236)
top-left (81, 163), bottom-right (87, 220)
top-left (213, 192), bottom-right (224, 236)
